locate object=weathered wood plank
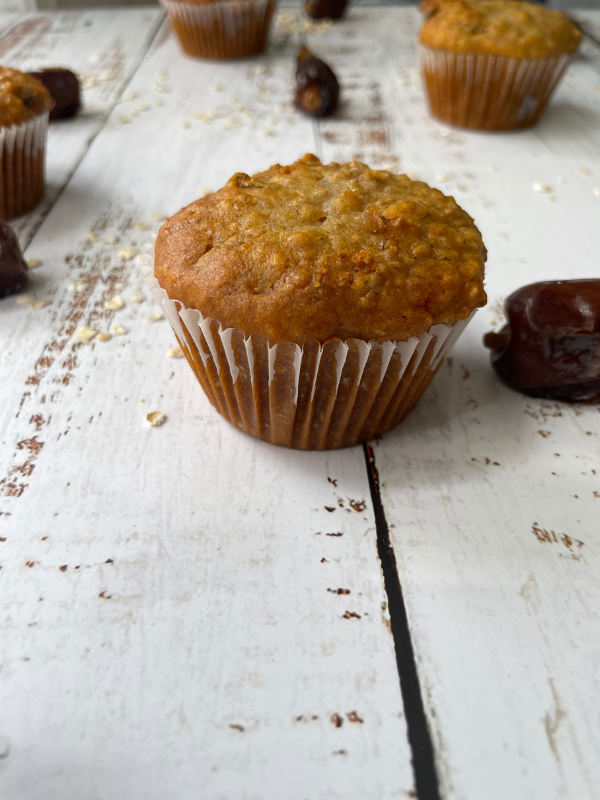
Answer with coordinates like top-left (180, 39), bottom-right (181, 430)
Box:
top-left (315, 9), bottom-right (600, 800)
top-left (0, 15), bottom-right (414, 799)
top-left (0, 8), bottom-right (162, 248)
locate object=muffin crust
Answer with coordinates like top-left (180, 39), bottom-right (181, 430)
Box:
top-left (419, 0), bottom-right (581, 59)
top-left (155, 154), bottom-right (486, 344)
top-left (0, 67), bottom-right (54, 127)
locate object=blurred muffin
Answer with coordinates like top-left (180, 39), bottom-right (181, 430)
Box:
top-left (144, 154), bottom-right (487, 449)
top-left (419, 0), bottom-right (581, 130)
top-left (162, 0), bottom-right (277, 60)
top-left (0, 67), bottom-right (53, 218)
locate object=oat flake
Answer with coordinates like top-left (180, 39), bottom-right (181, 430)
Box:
top-left (77, 327), bottom-right (97, 343)
top-left (105, 296), bottom-right (124, 311)
top-left (27, 258), bottom-right (42, 269)
top-left (146, 411), bottom-right (167, 427)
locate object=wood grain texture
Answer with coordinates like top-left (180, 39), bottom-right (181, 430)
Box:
top-left (0, 13), bottom-right (414, 800)
top-left (0, 8), bottom-right (162, 248)
top-left (313, 9), bottom-right (600, 800)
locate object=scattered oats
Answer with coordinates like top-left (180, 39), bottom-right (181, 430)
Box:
top-left (532, 182), bottom-right (552, 193)
top-left (77, 326), bottom-right (97, 343)
top-left (219, 119), bottom-right (234, 131)
top-left (436, 174), bottom-right (449, 182)
top-left (579, 167), bottom-right (591, 176)
top-left (167, 345), bottom-right (184, 358)
top-left (134, 102), bottom-right (150, 113)
top-left (16, 294), bottom-right (35, 304)
top-left (180, 120), bottom-right (191, 130)
top-left (27, 258), bottom-right (42, 269)
top-left (123, 90), bottom-right (138, 101)
top-left (547, 195), bottom-right (556, 202)
top-left (155, 98), bottom-right (165, 107)
top-left (152, 212), bottom-right (167, 221)
top-left (113, 324), bottom-right (127, 335)
top-left (594, 188), bottom-right (600, 197)
top-left (96, 332), bottom-right (112, 342)
top-left (116, 114), bottom-right (131, 125)
top-left (118, 247), bottom-right (140, 259)
top-left (260, 127), bottom-right (275, 137)
top-left (146, 410), bottom-right (167, 427)
top-left (114, 282), bottom-right (125, 291)
top-left (81, 75), bottom-right (97, 89)
top-left (104, 234), bottom-right (118, 244)
top-left (70, 279), bottom-right (89, 292)
top-left (131, 293), bottom-right (145, 304)
top-left (134, 221), bottom-right (150, 230)
top-left (239, 106), bottom-right (252, 116)
top-left (99, 70), bottom-right (112, 81)
top-left (148, 311), bottom-right (164, 322)
top-left (30, 300), bottom-right (46, 309)
top-left (197, 186), bottom-right (211, 197)
top-left (86, 232), bottom-right (99, 242)
top-left (152, 82), bottom-right (169, 93)
top-left (456, 183), bottom-right (469, 192)
top-left (407, 171), bottom-right (418, 180)
top-left (210, 82), bottom-right (224, 92)
top-left (105, 296), bottom-right (124, 311)
top-left (136, 254), bottom-right (145, 264)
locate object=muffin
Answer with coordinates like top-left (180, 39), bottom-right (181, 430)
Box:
top-left (0, 67), bottom-right (54, 219)
top-left (143, 154), bottom-right (486, 450)
top-left (419, 0), bottom-right (581, 131)
top-left (162, 0), bottom-right (277, 60)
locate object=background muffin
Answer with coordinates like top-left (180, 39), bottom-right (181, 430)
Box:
top-left (145, 155), bottom-right (487, 449)
top-left (161, 0), bottom-right (277, 60)
top-left (419, 0), bottom-right (581, 130)
top-left (0, 67), bottom-right (53, 219)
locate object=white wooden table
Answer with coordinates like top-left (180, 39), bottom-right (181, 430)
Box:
top-left (0, 7), bottom-right (599, 800)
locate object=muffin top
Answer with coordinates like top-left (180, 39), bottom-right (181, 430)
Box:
top-left (419, 0), bottom-right (581, 59)
top-left (0, 67), bottom-right (54, 127)
top-left (155, 154), bottom-right (487, 344)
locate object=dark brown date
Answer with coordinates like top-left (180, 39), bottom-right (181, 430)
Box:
top-left (294, 47), bottom-right (340, 118)
top-left (27, 68), bottom-right (80, 121)
top-left (305, 0), bottom-right (349, 20)
top-left (484, 280), bottom-right (600, 403)
top-left (0, 220), bottom-right (29, 299)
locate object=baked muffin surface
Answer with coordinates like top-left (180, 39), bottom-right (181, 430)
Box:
top-left (155, 154), bottom-right (486, 344)
top-left (419, 0), bottom-right (581, 59)
top-left (0, 67), bottom-right (54, 127)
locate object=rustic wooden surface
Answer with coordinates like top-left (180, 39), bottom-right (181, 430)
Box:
top-left (0, 7), bottom-right (599, 800)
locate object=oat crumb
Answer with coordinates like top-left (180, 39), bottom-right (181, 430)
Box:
top-left (77, 327), bottom-right (97, 343)
top-left (113, 324), bottom-right (127, 335)
top-left (532, 182), bottom-right (552, 193)
top-left (210, 83), bottom-right (224, 92)
top-left (152, 212), bottom-right (167, 221)
top-left (86, 232), bottom-right (99, 242)
top-left (579, 167), bottom-right (591, 176)
top-left (134, 221), bottom-right (150, 230)
top-left (167, 345), bottom-right (184, 358)
top-left (30, 300), bottom-right (46, 309)
top-left (16, 294), bottom-right (34, 304)
top-left (180, 120), bottom-right (191, 130)
top-left (105, 296), bottom-right (124, 311)
top-left (105, 235), bottom-right (118, 244)
top-left (148, 311), bottom-right (164, 322)
top-left (118, 247), bottom-right (140, 259)
top-left (96, 332), bottom-right (112, 342)
top-left (131, 293), bottom-right (145, 304)
top-left (27, 258), bottom-right (42, 269)
top-left (146, 410), bottom-right (167, 427)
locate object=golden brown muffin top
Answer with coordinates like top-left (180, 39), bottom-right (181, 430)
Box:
top-left (419, 0), bottom-right (581, 58)
top-left (155, 154), bottom-right (487, 344)
top-left (0, 67), bottom-right (54, 127)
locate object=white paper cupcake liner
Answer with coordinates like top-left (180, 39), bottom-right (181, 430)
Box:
top-left (0, 112), bottom-right (49, 219)
top-left (419, 45), bottom-right (573, 130)
top-left (140, 243), bottom-right (474, 449)
top-left (161, 0), bottom-right (276, 59)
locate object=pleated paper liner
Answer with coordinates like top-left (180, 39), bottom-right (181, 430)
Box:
top-left (0, 112), bottom-right (49, 219)
top-left (419, 45), bottom-right (573, 131)
top-left (161, 0), bottom-right (276, 59)
top-left (141, 247), bottom-right (474, 450)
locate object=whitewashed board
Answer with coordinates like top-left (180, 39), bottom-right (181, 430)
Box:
top-left (0, 11), bottom-right (414, 800)
top-left (315, 8), bottom-right (600, 800)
